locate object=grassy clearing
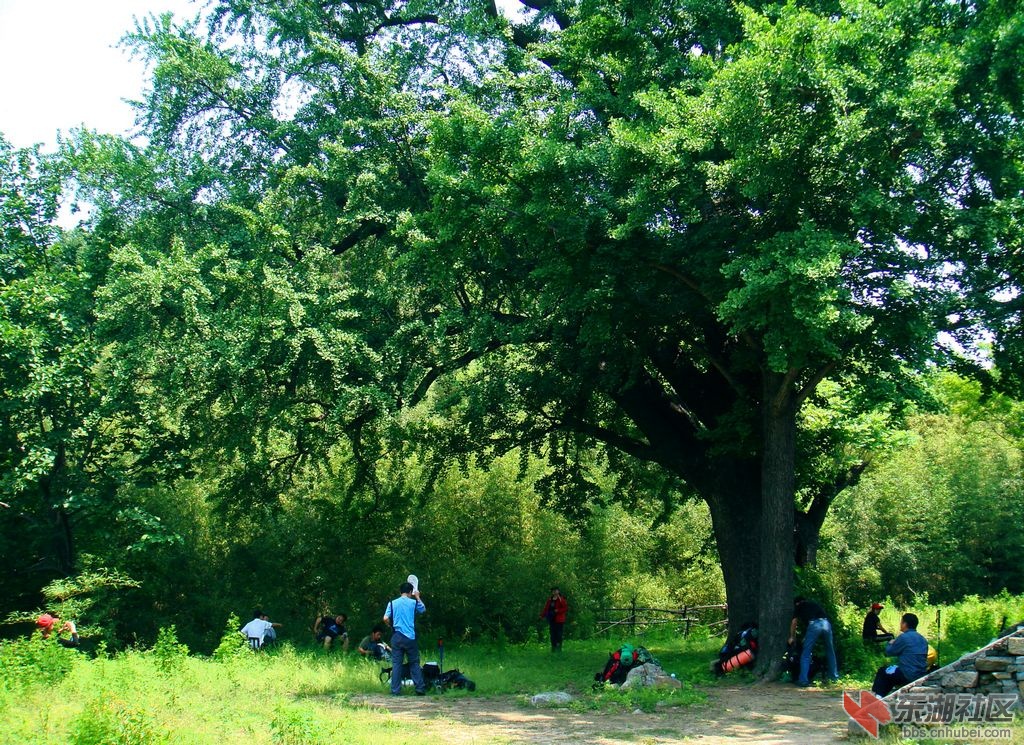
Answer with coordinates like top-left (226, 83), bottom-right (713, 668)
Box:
top-left (0, 631), bottom-right (715, 744)
top-left (3, 597), bottom-right (1022, 743)
top-left (0, 640), bottom-right (427, 745)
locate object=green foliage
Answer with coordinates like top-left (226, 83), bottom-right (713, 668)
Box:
top-left (212, 613), bottom-right (247, 661)
top-left (270, 703), bottom-right (329, 745)
top-left (941, 592), bottom-right (1024, 659)
top-left (3, 0), bottom-right (1023, 674)
top-left (2, 566), bottom-right (140, 646)
top-left (149, 626), bottom-right (189, 673)
top-left (585, 680), bottom-right (704, 713)
top-left (819, 373), bottom-right (1024, 605)
top-left (944, 600), bottom-right (998, 658)
top-left (69, 697), bottom-right (167, 745)
top-left (0, 634), bottom-right (80, 691)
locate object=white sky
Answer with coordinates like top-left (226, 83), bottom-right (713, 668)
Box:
top-left (0, 0), bottom-right (531, 152)
top-left (0, 0), bottom-right (202, 151)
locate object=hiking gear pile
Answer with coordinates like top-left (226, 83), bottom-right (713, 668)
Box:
top-left (594, 644), bottom-right (659, 687)
top-left (713, 623), bottom-right (758, 676)
top-left (380, 661), bottom-right (476, 692)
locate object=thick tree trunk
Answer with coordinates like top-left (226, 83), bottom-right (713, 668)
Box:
top-left (794, 502), bottom-right (829, 568)
top-left (755, 375), bottom-right (796, 678)
top-left (41, 442), bottom-right (75, 576)
top-left (704, 458), bottom-right (761, 637)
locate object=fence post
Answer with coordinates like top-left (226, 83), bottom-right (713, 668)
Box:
top-left (630, 596), bottom-right (637, 636)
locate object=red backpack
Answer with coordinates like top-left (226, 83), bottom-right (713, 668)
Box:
top-left (595, 644), bottom-right (640, 685)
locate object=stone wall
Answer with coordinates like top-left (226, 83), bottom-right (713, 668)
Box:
top-left (888, 624), bottom-right (1024, 700)
top-left (849, 623), bottom-right (1023, 737)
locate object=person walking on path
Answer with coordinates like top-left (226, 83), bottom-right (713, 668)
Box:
top-left (788, 597), bottom-right (840, 686)
top-left (540, 587), bottom-right (568, 652)
top-left (383, 581), bottom-right (426, 695)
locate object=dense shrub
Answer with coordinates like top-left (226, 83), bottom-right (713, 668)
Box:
top-left (0, 635), bottom-right (80, 691)
top-left (69, 696), bottom-right (168, 745)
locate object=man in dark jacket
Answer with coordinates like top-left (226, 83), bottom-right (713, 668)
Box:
top-left (788, 597), bottom-right (840, 686)
top-left (862, 602), bottom-right (894, 643)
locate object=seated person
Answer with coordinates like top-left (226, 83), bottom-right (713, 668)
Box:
top-left (259, 612), bottom-right (281, 644)
top-left (57, 618), bottom-right (80, 648)
top-left (872, 612), bottom-right (928, 697)
top-left (240, 609), bottom-right (281, 648)
top-left (862, 603), bottom-right (894, 643)
top-left (314, 612), bottom-right (349, 651)
top-left (35, 612), bottom-right (58, 639)
top-left (358, 625), bottom-right (391, 660)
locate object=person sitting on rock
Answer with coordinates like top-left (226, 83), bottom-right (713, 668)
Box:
top-left (872, 612), bottom-right (928, 697)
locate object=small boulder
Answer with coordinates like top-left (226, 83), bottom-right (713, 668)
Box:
top-left (530, 691), bottom-right (573, 707)
top-left (621, 663), bottom-right (682, 690)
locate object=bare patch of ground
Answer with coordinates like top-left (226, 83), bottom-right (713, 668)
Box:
top-left (347, 683), bottom-right (851, 744)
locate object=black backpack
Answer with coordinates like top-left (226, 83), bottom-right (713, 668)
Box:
top-left (782, 640), bottom-right (824, 683)
top-left (435, 668), bottom-right (476, 692)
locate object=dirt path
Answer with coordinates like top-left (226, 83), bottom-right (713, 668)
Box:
top-left (349, 683), bottom-right (851, 744)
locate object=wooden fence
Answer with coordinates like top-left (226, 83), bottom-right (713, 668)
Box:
top-left (596, 600), bottom-right (728, 637)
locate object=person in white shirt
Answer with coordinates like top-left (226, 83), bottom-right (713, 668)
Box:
top-left (240, 609), bottom-right (281, 648)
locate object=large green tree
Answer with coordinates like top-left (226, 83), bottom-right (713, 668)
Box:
top-left (1, 137), bottom-right (83, 584)
top-left (66, 0), bottom-right (1022, 674)
top-left (822, 373), bottom-right (1024, 604)
top-left (0, 134), bottom-right (189, 608)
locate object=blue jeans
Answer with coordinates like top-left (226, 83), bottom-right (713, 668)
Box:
top-left (390, 631), bottom-right (425, 694)
top-left (800, 618), bottom-right (839, 684)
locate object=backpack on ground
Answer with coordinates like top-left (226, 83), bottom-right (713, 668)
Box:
top-left (713, 623), bottom-right (758, 676)
top-left (635, 645), bottom-right (658, 667)
top-left (435, 668), bottom-right (476, 692)
top-left (594, 643), bottom-right (641, 686)
top-left (782, 640), bottom-right (825, 683)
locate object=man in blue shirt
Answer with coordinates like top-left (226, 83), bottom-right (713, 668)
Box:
top-left (872, 612), bottom-right (929, 696)
top-left (384, 581), bottom-right (427, 695)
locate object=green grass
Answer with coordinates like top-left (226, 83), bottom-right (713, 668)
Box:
top-left (3, 597), bottom-right (1022, 743)
top-left (0, 632), bottom-right (715, 743)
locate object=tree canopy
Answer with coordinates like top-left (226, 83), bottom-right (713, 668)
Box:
top-left (1, 0), bottom-right (1021, 672)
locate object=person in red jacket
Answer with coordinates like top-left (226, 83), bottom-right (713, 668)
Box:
top-left (36, 612), bottom-right (58, 638)
top-left (540, 587), bottom-right (568, 652)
